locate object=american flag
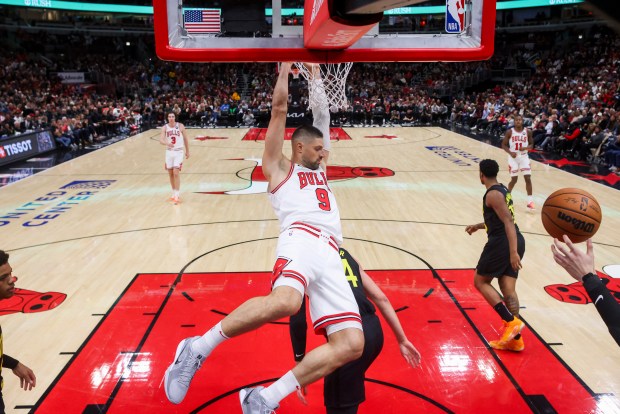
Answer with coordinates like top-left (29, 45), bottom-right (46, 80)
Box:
top-left (183, 9), bottom-right (221, 34)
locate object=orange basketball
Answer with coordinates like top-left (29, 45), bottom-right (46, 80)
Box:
top-left (541, 188), bottom-right (602, 243)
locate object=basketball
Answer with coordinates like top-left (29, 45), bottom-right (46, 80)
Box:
top-left (541, 188), bottom-right (602, 243)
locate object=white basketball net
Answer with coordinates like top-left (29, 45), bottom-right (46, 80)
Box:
top-left (295, 62), bottom-right (353, 111)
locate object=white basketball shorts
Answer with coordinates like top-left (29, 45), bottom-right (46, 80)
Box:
top-left (508, 153), bottom-right (531, 177)
top-left (272, 222), bottom-right (362, 336)
top-left (165, 149), bottom-right (184, 170)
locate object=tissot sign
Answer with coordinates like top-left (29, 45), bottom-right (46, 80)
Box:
top-left (0, 130), bottom-right (56, 167)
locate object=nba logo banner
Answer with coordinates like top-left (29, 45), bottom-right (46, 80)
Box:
top-left (446, 0), bottom-right (465, 33)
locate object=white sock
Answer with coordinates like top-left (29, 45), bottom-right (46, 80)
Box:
top-left (528, 196), bottom-right (533, 203)
top-left (191, 321), bottom-right (229, 357)
top-left (260, 371), bottom-right (300, 409)
top-left (174, 190), bottom-right (180, 197)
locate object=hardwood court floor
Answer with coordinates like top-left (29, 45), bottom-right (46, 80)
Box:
top-left (1, 126), bottom-right (618, 413)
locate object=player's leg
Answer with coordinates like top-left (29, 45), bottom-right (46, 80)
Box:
top-left (288, 241), bottom-right (364, 386)
top-left (172, 168), bottom-right (180, 198)
top-left (238, 326), bottom-right (364, 413)
top-left (165, 231), bottom-right (309, 404)
top-left (165, 169), bottom-right (176, 201)
top-left (498, 275), bottom-right (519, 317)
top-left (475, 272), bottom-right (523, 345)
top-left (473, 273), bottom-right (502, 307)
top-left (324, 314), bottom-right (384, 414)
top-left (165, 151), bottom-right (176, 199)
top-left (167, 169), bottom-right (175, 192)
top-left (522, 156), bottom-right (534, 209)
top-left (498, 231), bottom-right (525, 320)
top-left (507, 176), bottom-right (518, 193)
top-left (524, 174), bottom-right (532, 196)
top-left (474, 239), bottom-right (524, 345)
top-left (293, 327), bottom-right (365, 386)
top-left (242, 234), bottom-right (364, 412)
top-left (492, 275), bottom-right (525, 351)
top-left (507, 157), bottom-right (519, 193)
top-left (524, 173), bottom-right (534, 208)
top-left (164, 285), bottom-right (303, 404)
top-left (221, 285), bottom-right (303, 337)
top-left (171, 150), bottom-right (183, 201)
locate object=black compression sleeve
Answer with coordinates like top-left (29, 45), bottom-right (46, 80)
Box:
top-left (289, 296), bottom-right (308, 361)
top-left (2, 354), bottom-right (18, 370)
top-left (583, 273), bottom-right (620, 346)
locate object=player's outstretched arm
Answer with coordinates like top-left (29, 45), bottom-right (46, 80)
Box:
top-left (303, 63), bottom-right (331, 166)
top-left (357, 260), bottom-right (421, 368)
top-left (263, 63), bottom-right (292, 185)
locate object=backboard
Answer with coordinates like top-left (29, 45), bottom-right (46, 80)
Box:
top-left (153, 0), bottom-right (496, 63)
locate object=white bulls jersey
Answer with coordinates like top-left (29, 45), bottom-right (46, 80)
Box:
top-left (269, 163), bottom-right (343, 245)
top-left (509, 127), bottom-right (529, 155)
top-left (164, 123), bottom-right (184, 151)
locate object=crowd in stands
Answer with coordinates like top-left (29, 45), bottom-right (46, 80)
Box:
top-left (1, 24), bottom-right (619, 174)
top-left (449, 28), bottom-right (620, 171)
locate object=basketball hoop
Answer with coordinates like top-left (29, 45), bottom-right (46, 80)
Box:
top-left (295, 62), bottom-right (353, 111)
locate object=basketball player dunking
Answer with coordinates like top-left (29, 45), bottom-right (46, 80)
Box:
top-left (466, 159), bottom-right (526, 352)
top-left (501, 114), bottom-right (534, 210)
top-left (159, 113), bottom-right (189, 204)
top-left (164, 63), bottom-right (364, 413)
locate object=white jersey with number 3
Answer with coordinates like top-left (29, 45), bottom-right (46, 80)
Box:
top-left (164, 123), bottom-right (184, 151)
top-left (269, 163), bottom-right (343, 245)
top-left (509, 127), bottom-right (529, 156)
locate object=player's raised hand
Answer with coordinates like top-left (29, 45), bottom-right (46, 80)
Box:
top-left (551, 236), bottom-right (595, 282)
top-left (303, 62), bottom-right (321, 78)
top-left (278, 62), bottom-right (293, 75)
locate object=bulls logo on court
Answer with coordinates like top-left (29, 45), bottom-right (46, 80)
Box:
top-left (198, 158), bottom-right (395, 195)
top-left (544, 265), bottom-right (620, 304)
top-left (0, 287), bottom-right (66, 315)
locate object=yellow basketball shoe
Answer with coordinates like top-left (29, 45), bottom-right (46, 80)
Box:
top-left (490, 336), bottom-right (524, 352)
top-left (498, 316), bottom-right (524, 344)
